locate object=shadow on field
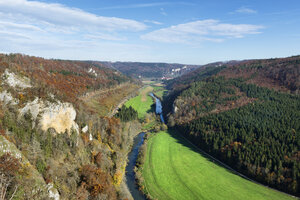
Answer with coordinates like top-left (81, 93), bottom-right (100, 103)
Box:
top-left (166, 129), bottom-right (251, 180)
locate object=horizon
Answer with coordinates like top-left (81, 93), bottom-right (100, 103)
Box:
top-left (2, 52), bottom-right (300, 66)
top-left (1, 0), bottom-right (300, 64)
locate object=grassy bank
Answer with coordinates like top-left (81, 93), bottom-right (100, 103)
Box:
top-left (142, 130), bottom-right (294, 200)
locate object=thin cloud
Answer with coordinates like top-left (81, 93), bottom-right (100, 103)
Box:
top-left (160, 8), bottom-right (167, 16)
top-left (141, 19), bottom-right (264, 44)
top-left (99, 2), bottom-right (170, 10)
top-left (98, 2), bottom-right (195, 10)
top-left (235, 7), bottom-right (257, 14)
top-left (85, 33), bottom-right (126, 41)
top-left (144, 20), bottom-right (163, 25)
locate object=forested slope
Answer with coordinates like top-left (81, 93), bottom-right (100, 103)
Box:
top-left (0, 53), bottom-right (141, 199)
top-left (164, 55), bottom-right (300, 196)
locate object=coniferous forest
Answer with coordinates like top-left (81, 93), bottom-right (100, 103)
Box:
top-left (165, 58), bottom-right (300, 196)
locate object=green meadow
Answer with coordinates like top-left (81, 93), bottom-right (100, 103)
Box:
top-left (125, 86), bottom-right (154, 119)
top-left (142, 131), bottom-right (293, 200)
top-left (124, 84), bottom-right (293, 200)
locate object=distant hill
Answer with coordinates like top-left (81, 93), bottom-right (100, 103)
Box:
top-left (163, 55), bottom-right (300, 196)
top-left (97, 61), bottom-right (202, 79)
top-left (167, 56), bottom-right (300, 94)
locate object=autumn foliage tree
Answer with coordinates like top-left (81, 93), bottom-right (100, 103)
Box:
top-left (0, 153), bottom-right (21, 200)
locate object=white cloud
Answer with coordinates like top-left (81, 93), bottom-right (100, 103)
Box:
top-left (0, 0), bottom-right (151, 61)
top-left (141, 19), bottom-right (264, 44)
top-left (144, 20), bottom-right (163, 25)
top-left (235, 7), bottom-right (257, 14)
top-left (0, 0), bottom-right (149, 59)
top-left (0, 0), bottom-right (146, 32)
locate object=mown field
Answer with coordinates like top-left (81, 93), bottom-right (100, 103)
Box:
top-left (142, 131), bottom-right (294, 200)
top-left (125, 86), bottom-right (154, 119)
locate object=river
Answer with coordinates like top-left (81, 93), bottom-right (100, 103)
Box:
top-left (149, 93), bottom-right (165, 123)
top-left (125, 132), bottom-right (146, 200)
top-left (125, 92), bottom-right (164, 200)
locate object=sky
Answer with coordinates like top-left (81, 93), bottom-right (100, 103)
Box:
top-left (0, 0), bottom-right (300, 64)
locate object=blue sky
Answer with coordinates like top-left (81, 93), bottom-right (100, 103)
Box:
top-left (0, 0), bottom-right (300, 64)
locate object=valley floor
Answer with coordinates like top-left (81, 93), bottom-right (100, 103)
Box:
top-left (142, 130), bottom-right (294, 200)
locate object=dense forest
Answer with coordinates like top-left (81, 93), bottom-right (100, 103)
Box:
top-left (115, 105), bottom-right (138, 122)
top-left (164, 56), bottom-right (300, 196)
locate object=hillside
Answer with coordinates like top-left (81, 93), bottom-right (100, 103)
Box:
top-left (98, 61), bottom-right (201, 79)
top-left (163, 55), bottom-right (300, 196)
top-left (166, 56), bottom-right (300, 94)
top-left (0, 53), bottom-right (142, 200)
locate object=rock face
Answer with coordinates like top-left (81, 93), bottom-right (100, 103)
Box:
top-left (18, 97), bottom-right (79, 134)
top-left (40, 101), bottom-right (79, 134)
top-left (47, 183), bottom-right (60, 200)
top-left (2, 69), bottom-right (32, 88)
top-left (0, 90), bottom-right (19, 105)
top-left (0, 69), bottom-right (79, 135)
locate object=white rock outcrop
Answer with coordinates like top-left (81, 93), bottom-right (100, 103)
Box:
top-left (0, 90), bottom-right (19, 105)
top-left (19, 98), bottom-right (79, 134)
top-left (2, 69), bottom-right (32, 88)
top-left (0, 136), bottom-right (22, 159)
top-left (88, 67), bottom-right (98, 77)
top-left (40, 101), bottom-right (79, 134)
top-left (82, 125), bottom-right (88, 133)
top-left (19, 97), bottom-right (41, 122)
top-left (47, 183), bottom-right (60, 200)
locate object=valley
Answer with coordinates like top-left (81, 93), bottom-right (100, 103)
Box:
top-left (1, 1), bottom-right (300, 200)
top-left (0, 54), bottom-right (298, 200)
top-left (125, 85), bottom-right (294, 200)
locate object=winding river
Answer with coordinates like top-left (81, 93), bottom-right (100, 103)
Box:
top-left (125, 92), bottom-right (164, 200)
top-left (125, 132), bottom-right (146, 200)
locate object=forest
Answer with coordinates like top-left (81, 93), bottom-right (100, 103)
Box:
top-left (165, 56), bottom-right (300, 196)
top-left (174, 78), bottom-right (299, 195)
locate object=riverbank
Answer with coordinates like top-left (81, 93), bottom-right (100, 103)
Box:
top-left (138, 88), bottom-right (294, 200)
top-left (122, 86), bottom-right (162, 200)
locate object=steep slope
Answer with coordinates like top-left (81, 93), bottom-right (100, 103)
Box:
top-left (164, 55), bottom-right (300, 196)
top-left (0, 53), bottom-right (142, 200)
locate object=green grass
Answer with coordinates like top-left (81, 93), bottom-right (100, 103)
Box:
top-left (152, 86), bottom-right (167, 99)
top-left (142, 131), bottom-right (293, 200)
top-left (125, 86), bottom-right (154, 119)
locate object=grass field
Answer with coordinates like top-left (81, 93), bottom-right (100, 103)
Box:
top-left (142, 131), bottom-right (293, 200)
top-left (152, 85), bottom-right (167, 99)
top-left (125, 86), bottom-right (154, 119)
